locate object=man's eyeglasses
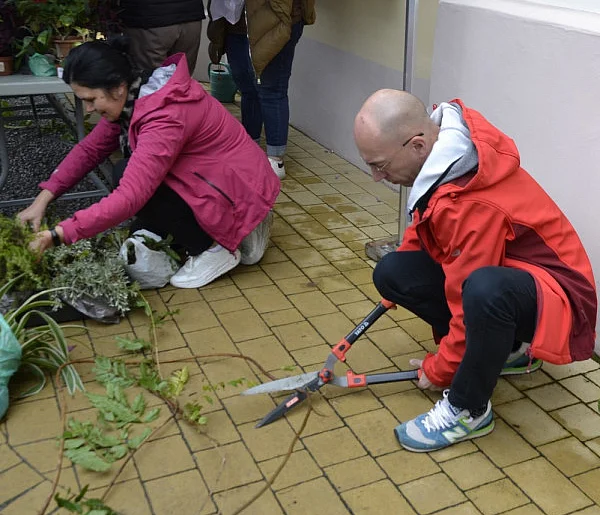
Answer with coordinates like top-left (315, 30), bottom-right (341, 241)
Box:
top-left (369, 132), bottom-right (424, 174)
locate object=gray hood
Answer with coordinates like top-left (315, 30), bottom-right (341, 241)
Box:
top-left (407, 102), bottom-right (479, 220)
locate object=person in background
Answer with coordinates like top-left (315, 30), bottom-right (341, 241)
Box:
top-left (18, 39), bottom-right (279, 288)
top-left (207, 0), bottom-right (316, 179)
top-left (354, 89), bottom-right (597, 452)
top-left (118, 0), bottom-right (206, 73)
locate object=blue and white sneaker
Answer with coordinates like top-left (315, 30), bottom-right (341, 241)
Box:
top-left (395, 390), bottom-right (494, 452)
top-left (501, 342), bottom-right (542, 376)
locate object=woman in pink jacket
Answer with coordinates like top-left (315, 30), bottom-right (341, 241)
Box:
top-left (18, 39), bottom-right (280, 288)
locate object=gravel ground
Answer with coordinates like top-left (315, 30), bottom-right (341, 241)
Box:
top-left (0, 95), bottom-right (111, 220)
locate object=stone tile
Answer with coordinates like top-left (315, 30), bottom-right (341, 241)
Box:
top-left (342, 267), bottom-right (374, 286)
top-left (274, 201), bottom-right (306, 216)
top-left (327, 289), bottom-right (367, 306)
top-left (310, 237), bottom-right (346, 250)
top-left (277, 477), bottom-right (349, 515)
top-left (286, 190), bottom-right (323, 206)
top-left (162, 288), bottom-right (202, 306)
top-left (441, 452), bottom-right (505, 490)
top-left (272, 321), bottom-right (326, 351)
top-left (0, 442), bottom-right (22, 473)
top-left (344, 339), bottom-right (394, 373)
top-left (551, 403), bottom-right (600, 441)
top-left (231, 269), bottom-right (274, 289)
top-left (543, 360), bottom-right (598, 380)
top-left (213, 481), bottom-right (283, 515)
top-left (538, 436), bottom-right (600, 476)
top-left (494, 398), bottom-right (569, 446)
top-left (399, 317), bottom-right (433, 342)
top-left (491, 378), bottom-right (525, 405)
top-left (0, 462), bottom-right (43, 505)
top-left (505, 457), bottom-right (592, 515)
top-left (285, 396), bottom-right (344, 436)
top-left (377, 449), bottom-right (440, 485)
top-left (303, 427), bottom-right (366, 467)
top-left (0, 481), bottom-right (54, 515)
top-left (400, 472), bottom-right (466, 514)
top-left (238, 419), bottom-right (303, 462)
top-left (145, 470), bottom-right (215, 514)
top-left (5, 398), bottom-right (61, 445)
top-left (308, 311), bottom-right (354, 343)
top-left (505, 369), bottom-right (554, 390)
top-left (236, 335), bottom-right (294, 372)
top-left (222, 394), bottom-right (277, 426)
top-left (179, 409), bottom-right (239, 453)
top-left (368, 327), bottom-right (422, 357)
top-left (345, 408), bottom-right (401, 457)
top-left (210, 295), bottom-right (252, 314)
top-left (474, 419), bottom-right (538, 467)
top-left (571, 468), bottom-right (600, 506)
top-left (200, 284), bottom-right (241, 302)
top-left (330, 390), bottom-right (382, 417)
top-left (288, 291), bottom-right (338, 318)
top-left (467, 478), bottom-right (529, 515)
top-left (260, 246), bottom-right (289, 264)
top-left (290, 343), bottom-right (333, 367)
top-left (320, 248), bottom-right (359, 263)
top-left (243, 285), bottom-right (293, 313)
top-left (293, 221), bottom-right (335, 240)
top-left (503, 506), bottom-right (545, 515)
top-left (14, 439), bottom-right (70, 474)
top-left (342, 211), bottom-right (381, 227)
top-left (330, 226), bottom-right (368, 242)
top-left (435, 503), bottom-right (484, 515)
top-left (571, 507), bottom-right (600, 515)
top-left (85, 318), bottom-right (133, 338)
top-left (92, 479), bottom-right (152, 515)
top-left (312, 212), bottom-right (353, 230)
top-left (429, 441), bottom-right (480, 463)
top-left (285, 248), bottom-right (329, 269)
top-left (380, 389), bottom-right (434, 423)
top-left (195, 441), bottom-right (263, 493)
top-left (171, 301), bottom-right (220, 333)
top-left (201, 357), bottom-right (258, 399)
top-left (305, 204), bottom-right (336, 214)
top-left (259, 450), bottom-right (322, 490)
top-left (134, 434), bottom-right (195, 481)
top-left (325, 455), bottom-right (386, 492)
top-left (184, 326), bottom-right (238, 359)
top-left (261, 308), bottom-right (306, 327)
top-left (525, 383), bottom-right (579, 410)
top-left (560, 375), bottom-right (600, 403)
top-left (217, 308), bottom-right (271, 342)
top-left (342, 479), bottom-right (416, 514)
top-left (333, 258), bottom-right (370, 272)
top-left (260, 261), bottom-right (304, 281)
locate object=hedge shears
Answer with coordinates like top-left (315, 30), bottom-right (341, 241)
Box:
top-left (242, 299), bottom-right (420, 428)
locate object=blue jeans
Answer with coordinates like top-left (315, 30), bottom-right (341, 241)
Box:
top-left (373, 251), bottom-right (537, 410)
top-left (225, 22), bottom-right (304, 157)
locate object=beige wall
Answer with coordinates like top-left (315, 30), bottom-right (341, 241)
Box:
top-left (290, 1), bottom-right (439, 171)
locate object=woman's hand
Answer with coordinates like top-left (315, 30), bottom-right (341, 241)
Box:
top-left (29, 226), bottom-right (64, 255)
top-left (17, 190), bottom-right (55, 231)
top-left (409, 358), bottom-right (444, 391)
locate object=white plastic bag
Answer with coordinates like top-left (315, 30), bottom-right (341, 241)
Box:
top-left (119, 230), bottom-right (179, 289)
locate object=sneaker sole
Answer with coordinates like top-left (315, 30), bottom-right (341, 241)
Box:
top-left (500, 359), bottom-right (543, 376)
top-left (396, 419), bottom-right (496, 453)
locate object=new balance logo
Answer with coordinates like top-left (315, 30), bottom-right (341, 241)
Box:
top-left (442, 426), bottom-right (468, 443)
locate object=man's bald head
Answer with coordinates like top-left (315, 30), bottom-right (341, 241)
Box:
top-left (354, 89), bottom-right (430, 148)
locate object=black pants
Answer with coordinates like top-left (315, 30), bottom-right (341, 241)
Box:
top-left (112, 159), bottom-right (213, 256)
top-left (373, 250), bottom-right (537, 410)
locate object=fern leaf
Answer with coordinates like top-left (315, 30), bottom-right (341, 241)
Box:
top-left (127, 427), bottom-right (152, 449)
top-left (142, 407), bottom-right (160, 423)
top-left (131, 393), bottom-right (146, 415)
top-left (65, 446), bottom-right (112, 472)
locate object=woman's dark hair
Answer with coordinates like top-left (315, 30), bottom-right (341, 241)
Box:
top-left (63, 37), bottom-right (135, 90)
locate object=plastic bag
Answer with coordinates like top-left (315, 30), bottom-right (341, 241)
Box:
top-left (119, 230), bottom-right (179, 289)
top-left (0, 314), bottom-right (22, 419)
top-left (28, 53), bottom-right (57, 77)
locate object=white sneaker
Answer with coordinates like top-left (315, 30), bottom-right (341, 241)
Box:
top-left (169, 246), bottom-right (240, 288)
top-left (268, 157), bottom-right (285, 179)
top-left (240, 211), bottom-right (273, 265)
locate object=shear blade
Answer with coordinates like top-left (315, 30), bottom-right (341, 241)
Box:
top-left (241, 371), bottom-right (319, 395)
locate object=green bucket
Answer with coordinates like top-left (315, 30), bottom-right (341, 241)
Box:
top-left (208, 62), bottom-right (237, 103)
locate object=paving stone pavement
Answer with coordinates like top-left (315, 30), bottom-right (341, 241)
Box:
top-left (2, 99), bottom-right (600, 515)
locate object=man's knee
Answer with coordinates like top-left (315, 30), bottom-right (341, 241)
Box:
top-left (462, 267), bottom-right (511, 315)
top-left (373, 251), bottom-right (419, 297)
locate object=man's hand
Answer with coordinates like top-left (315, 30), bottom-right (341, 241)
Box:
top-left (409, 358), bottom-right (444, 391)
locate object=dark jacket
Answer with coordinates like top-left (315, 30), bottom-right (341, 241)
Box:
top-left (119, 0), bottom-right (206, 29)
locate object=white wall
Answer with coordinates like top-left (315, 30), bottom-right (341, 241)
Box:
top-left (429, 0), bottom-right (600, 352)
top-left (289, 0), bottom-right (439, 170)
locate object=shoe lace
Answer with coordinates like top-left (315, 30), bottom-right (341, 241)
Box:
top-left (422, 390), bottom-right (469, 432)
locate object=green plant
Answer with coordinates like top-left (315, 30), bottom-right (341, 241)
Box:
top-left (11, 0), bottom-right (91, 40)
top-left (46, 231), bottom-right (140, 317)
top-left (55, 485), bottom-right (120, 514)
top-left (1, 275), bottom-right (84, 396)
top-left (0, 214), bottom-right (49, 292)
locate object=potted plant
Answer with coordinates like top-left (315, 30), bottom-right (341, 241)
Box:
top-left (0, 275), bottom-right (85, 420)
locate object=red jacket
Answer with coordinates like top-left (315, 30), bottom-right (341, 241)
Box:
top-left (401, 100), bottom-right (597, 387)
top-left (41, 54), bottom-right (280, 251)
